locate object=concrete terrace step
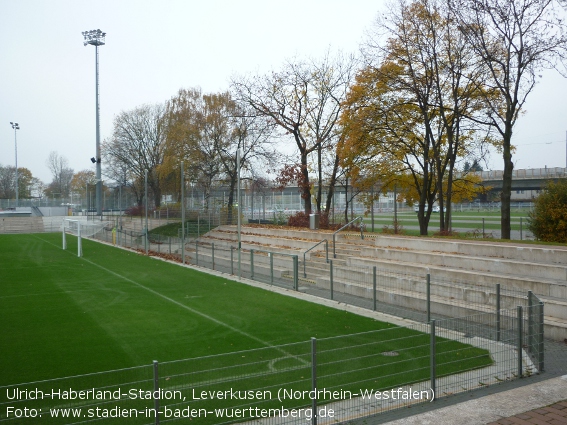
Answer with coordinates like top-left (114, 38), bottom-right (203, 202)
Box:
top-left (207, 226), bottom-right (567, 294)
top-left (201, 226), bottom-right (328, 258)
top-left (310, 273), bottom-right (567, 341)
top-left (202, 226), bottom-right (567, 299)
top-left (343, 255), bottom-right (567, 299)
top-left (195, 236), bottom-right (306, 260)
top-left (305, 249), bottom-right (567, 324)
top-left (334, 241), bottom-right (567, 282)
top-left (184, 247), bottom-right (291, 279)
top-left (308, 251), bottom-right (567, 337)
top-left (209, 226), bottom-right (329, 248)
top-left (195, 225), bottom-right (567, 340)
top-left (342, 233), bottom-right (567, 265)
top-left (0, 217), bottom-right (45, 233)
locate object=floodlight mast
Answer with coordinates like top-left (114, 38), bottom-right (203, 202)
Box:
top-left (82, 29), bottom-right (106, 219)
top-left (10, 122), bottom-right (20, 207)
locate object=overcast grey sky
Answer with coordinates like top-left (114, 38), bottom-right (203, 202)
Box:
top-left (1, 0), bottom-right (566, 185)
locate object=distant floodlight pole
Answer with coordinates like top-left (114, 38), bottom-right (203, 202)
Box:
top-left (82, 29), bottom-right (106, 219)
top-left (10, 122), bottom-right (20, 207)
top-left (237, 149), bottom-right (242, 279)
top-left (181, 161), bottom-right (185, 264)
top-left (145, 169), bottom-right (149, 255)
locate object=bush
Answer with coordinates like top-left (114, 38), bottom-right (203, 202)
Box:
top-left (287, 211), bottom-right (310, 228)
top-left (382, 219), bottom-right (405, 235)
top-left (287, 211), bottom-right (339, 230)
top-left (528, 180), bottom-right (567, 243)
top-left (125, 205), bottom-right (144, 216)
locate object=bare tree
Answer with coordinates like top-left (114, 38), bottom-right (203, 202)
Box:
top-left (218, 100), bottom-right (278, 224)
top-left (45, 152), bottom-right (74, 198)
top-left (0, 165), bottom-right (16, 199)
top-left (104, 154), bottom-right (144, 206)
top-left (103, 103), bottom-right (167, 208)
top-left (450, 0), bottom-right (567, 239)
top-left (232, 51), bottom-right (355, 215)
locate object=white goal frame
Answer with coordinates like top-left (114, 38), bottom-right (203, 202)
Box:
top-left (62, 219), bottom-right (110, 257)
top-left (62, 219), bottom-right (82, 257)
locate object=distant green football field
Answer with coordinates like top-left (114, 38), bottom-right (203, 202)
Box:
top-left (0, 233), bottom-right (490, 393)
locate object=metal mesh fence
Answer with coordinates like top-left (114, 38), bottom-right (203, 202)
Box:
top-left (304, 261), bottom-right (533, 327)
top-left (0, 307), bottom-right (544, 425)
top-left (156, 341), bottom-right (312, 424)
top-left (0, 365), bottom-right (154, 424)
top-left (11, 219), bottom-right (553, 424)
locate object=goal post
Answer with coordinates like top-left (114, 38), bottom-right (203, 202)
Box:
top-left (62, 219), bottom-right (82, 257)
top-left (62, 219), bottom-right (110, 257)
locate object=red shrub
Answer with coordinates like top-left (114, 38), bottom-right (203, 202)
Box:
top-left (287, 211), bottom-right (340, 230)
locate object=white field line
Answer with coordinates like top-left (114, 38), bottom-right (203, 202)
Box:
top-left (36, 234), bottom-right (309, 368)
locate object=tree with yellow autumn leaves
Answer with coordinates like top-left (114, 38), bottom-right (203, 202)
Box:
top-left (339, 0), bottom-right (491, 235)
top-left (161, 88), bottom-right (277, 219)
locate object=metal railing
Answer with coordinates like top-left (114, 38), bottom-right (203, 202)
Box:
top-left (303, 239), bottom-right (328, 278)
top-left (332, 216), bottom-right (364, 258)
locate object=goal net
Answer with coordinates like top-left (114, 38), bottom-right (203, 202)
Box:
top-left (62, 219), bottom-right (110, 257)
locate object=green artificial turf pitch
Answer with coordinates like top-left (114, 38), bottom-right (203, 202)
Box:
top-left (0, 233), bottom-right (491, 399)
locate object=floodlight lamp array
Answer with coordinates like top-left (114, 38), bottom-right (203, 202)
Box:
top-left (10, 122), bottom-right (19, 130)
top-left (82, 29), bottom-right (106, 46)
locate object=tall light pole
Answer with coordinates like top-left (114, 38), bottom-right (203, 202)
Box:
top-left (9, 122), bottom-right (19, 207)
top-left (237, 149), bottom-right (242, 278)
top-left (82, 29), bottom-right (106, 219)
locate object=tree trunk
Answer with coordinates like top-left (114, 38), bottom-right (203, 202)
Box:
top-left (325, 154), bottom-right (340, 214)
top-left (501, 142), bottom-right (513, 239)
top-left (300, 152), bottom-right (312, 214)
top-left (344, 177), bottom-right (349, 224)
top-left (227, 177), bottom-right (236, 225)
top-left (152, 183), bottom-right (161, 208)
top-left (316, 144), bottom-right (322, 213)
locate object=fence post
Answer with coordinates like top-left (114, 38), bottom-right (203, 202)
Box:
top-left (520, 217), bottom-right (523, 240)
top-left (231, 246), bottom-right (234, 275)
top-left (169, 237), bottom-right (171, 255)
top-left (77, 222), bottom-right (82, 257)
top-left (528, 291), bottom-right (534, 356)
top-left (293, 255), bottom-right (298, 291)
top-left (430, 320), bottom-right (436, 398)
top-left (145, 225), bottom-right (148, 255)
top-left (373, 266), bottom-right (377, 311)
top-left (212, 243), bottom-right (215, 271)
top-left (62, 225), bottom-right (66, 250)
top-left (538, 301), bottom-right (544, 372)
top-left (426, 272), bottom-right (431, 323)
top-left (195, 241), bottom-right (199, 266)
top-left (517, 305), bottom-right (523, 378)
top-left (153, 360), bottom-right (160, 425)
top-left (250, 249), bottom-right (254, 280)
top-left (311, 337), bottom-right (317, 425)
top-left (482, 217), bottom-right (485, 238)
top-left (330, 260), bottom-right (334, 301)
top-left (270, 253), bottom-right (274, 284)
top-left (496, 283), bottom-right (501, 342)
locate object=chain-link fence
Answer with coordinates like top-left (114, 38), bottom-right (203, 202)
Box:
top-left (92, 224), bottom-right (544, 332)
top-left (1, 215), bottom-right (558, 424)
top-left (0, 304), bottom-right (544, 425)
